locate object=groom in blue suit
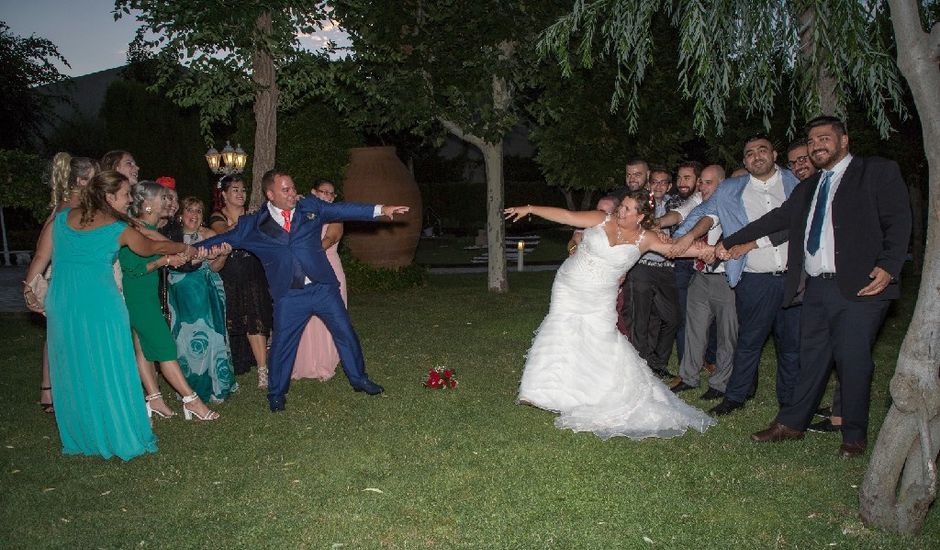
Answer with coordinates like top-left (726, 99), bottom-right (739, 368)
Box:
top-left (200, 169), bottom-right (409, 411)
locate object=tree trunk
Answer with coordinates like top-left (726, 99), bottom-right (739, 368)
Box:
top-left (908, 178), bottom-right (924, 272)
top-left (249, 11), bottom-right (278, 210)
top-left (561, 188), bottom-right (576, 211)
top-left (860, 0), bottom-right (940, 535)
top-left (580, 189), bottom-right (594, 211)
top-left (482, 140), bottom-right (508, 292)
top-left (799, 7), bottom-right (840, 116)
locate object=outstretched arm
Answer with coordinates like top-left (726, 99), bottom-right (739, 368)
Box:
top-left (645, 233), bottom-right (712, 259)
top-left (504, 205), bottom-right (607, 229)
top-left (120, 226), bottom-right (194, 259)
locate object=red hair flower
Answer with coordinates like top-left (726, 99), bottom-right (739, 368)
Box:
top-left (156, 176), bottom-right (176, 189)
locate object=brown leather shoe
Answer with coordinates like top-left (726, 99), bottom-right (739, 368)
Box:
top-left (702, 362), bottom-right (717, 375)
top-left (838, 440), bottom-right (867, 459)
top-left (751, 421), bottom-right (805, 443)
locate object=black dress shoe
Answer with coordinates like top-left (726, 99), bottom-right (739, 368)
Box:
top-left (352, 380), bottom-right (384, 395)
top-left (670, 381), bottom-right (696, 394)
top-left (650, 367), bottom-right (673, 379)
top-left (815, 405), bottom-right (832, 419)
top-left (807, 419), bottom-right (841, 433)
top-left (708, 398), bottom-right (744, 416)
top-left (839, 440), bottom-right (867, 459)
top-left (269, 395), bottom-right (286, 412)
top-left (700, 387), bottom-right (724, 400)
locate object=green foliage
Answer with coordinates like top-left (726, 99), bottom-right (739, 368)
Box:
top-left (0, 21), bottom-right (69, 151)
top-left (539, 0), bottom-right (907, 138)
top-left (339, 246), bottom-right (428, 291)
top-left (0, 149), bottom-right (50, 222)
top-left (99, 79), bottom-right (211, 203)
top-left (275, 101), bottom-right (363, 193)
top-left (116, 1), bottom-right (335, 140)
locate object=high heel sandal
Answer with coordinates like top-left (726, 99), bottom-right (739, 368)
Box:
top-left (39, 386), bottom-right (54, 414)
top-left (145, 392), bottom-right (176, 419)
top-left (181, 393), bottom-right (220, 421)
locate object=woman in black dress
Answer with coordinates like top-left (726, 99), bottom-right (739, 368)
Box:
top-left (208, 174), bottom-right (273, 388)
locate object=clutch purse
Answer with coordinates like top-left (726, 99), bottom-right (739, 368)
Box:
top-left (25, 271), bottom-right (49, 309)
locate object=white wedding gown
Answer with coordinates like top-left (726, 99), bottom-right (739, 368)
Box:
top-left (518, 218), bottom-right (716, 440)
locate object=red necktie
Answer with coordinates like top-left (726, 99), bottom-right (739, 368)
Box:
top-left (282, 209), bottom-right (291, 232)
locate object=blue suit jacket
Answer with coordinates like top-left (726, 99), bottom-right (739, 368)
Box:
top-left (200, 195), bottom-right (377, 301)
top-left (674, 167), bottom-right (799, 287)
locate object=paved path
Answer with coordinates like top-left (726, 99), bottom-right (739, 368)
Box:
top-left (0, 265), bottom-right (28, 313)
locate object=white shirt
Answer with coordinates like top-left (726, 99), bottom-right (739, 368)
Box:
top-left (267, 202), bottom-right (384, 285)
top-left (672, 191), bottom-right (703, 222)
top-left (741, 169), bottom-right (788, 273)
top-left (804, 154), bottom-right (853, 276)
top-left (704, 214), bottom-right (726, 274)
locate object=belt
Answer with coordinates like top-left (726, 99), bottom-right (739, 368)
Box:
top-left (638, 259), bottom-right (674, 268)
top-left (812, 272), bottom-right (837, 279)
top-left (770, 270), bottom-right (787, 277)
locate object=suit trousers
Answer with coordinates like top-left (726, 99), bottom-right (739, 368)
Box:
top-left (725, 272), bottom-right (801, 405)
top-left (673, 260), bottom-right (693, 363)
top-left (776, 277), bottom-right (890, 443)
top-left (267, 283), bottom-right (369, 405)
top-left (628, 262), bottom-right (679, 369)
top-left (678, 272), bottom-right (737, 391)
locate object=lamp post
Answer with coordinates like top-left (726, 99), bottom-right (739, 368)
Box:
top-left (517, 240), bottom-right (525, 272)
top-left (205, 141), bottom-right (248, 175)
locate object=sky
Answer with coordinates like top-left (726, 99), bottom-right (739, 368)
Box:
top-left (1, 0), bottom-right (348, 77)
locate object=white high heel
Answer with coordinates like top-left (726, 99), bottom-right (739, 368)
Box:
top-left (181, 393), bottom-right (219, 421)
top-left (145, 392), bottom-right (175, 419)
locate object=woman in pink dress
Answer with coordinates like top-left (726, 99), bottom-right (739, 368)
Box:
top-left (292, 180), bottom-right (346, 381)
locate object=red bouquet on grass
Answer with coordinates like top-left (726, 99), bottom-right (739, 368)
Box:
top-left (424, 366), bottom-right (458, 389)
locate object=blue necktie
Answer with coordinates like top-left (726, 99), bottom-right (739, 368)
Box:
top-left (806, 171), bottom-right (832, 255)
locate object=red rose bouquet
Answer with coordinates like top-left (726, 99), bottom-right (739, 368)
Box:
top-left (424, 366), bottom-right (458, 389)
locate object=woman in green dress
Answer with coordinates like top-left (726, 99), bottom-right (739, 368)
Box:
top-left (23, 171), bottom-right (194, 460)
top-left (167, 197), bottom-right (238, 403)
top-left (120, 181), bottom-right (220, 421)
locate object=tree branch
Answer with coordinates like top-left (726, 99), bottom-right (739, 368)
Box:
top-left (438, 116), bottom-right (486, 150)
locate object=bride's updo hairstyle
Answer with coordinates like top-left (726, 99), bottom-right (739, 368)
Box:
top-left (622, 189), bottom-right (657, 230)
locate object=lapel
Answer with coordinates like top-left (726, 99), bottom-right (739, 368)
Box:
top-left (832, 156), bottom-right (863, 214)
top-left (257, 205), bottom-right (288, 243)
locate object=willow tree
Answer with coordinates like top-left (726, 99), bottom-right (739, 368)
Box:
top-left (115, 1), bottom-right (333, 207)
top-left (540, 0), bottom-right (938, 535)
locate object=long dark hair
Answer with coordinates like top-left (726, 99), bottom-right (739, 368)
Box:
top-left (78, 170), bottom-right (134, 227)
top-left (213, 174), bottom-right (245, 213)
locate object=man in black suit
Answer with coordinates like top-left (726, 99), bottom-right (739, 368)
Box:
top-left (719, 116), bottom-right (911, 458)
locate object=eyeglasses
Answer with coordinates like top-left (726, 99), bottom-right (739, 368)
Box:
top-left (787, 155), bottom-right (809, 168)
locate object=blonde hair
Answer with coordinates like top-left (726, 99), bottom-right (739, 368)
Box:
top-left (48, 152), bottom-right (99, 211)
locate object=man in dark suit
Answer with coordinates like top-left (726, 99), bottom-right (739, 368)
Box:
top-left (719, 116), bottom-right (911, 458)
top-left (200, 169), bottom-right (409, 412)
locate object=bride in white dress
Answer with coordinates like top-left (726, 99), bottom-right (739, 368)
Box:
top-left (505, 191), bottom-right (717, 440)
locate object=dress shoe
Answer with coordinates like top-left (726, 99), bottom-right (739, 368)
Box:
top-left (708, 398), bottom-right (744, 416)
top-left (750, 421), bottom-right (804, 443)
top-left (700, 387), bottom-right (724, 400)
top-left (650, 366), bottom-right (673, 379)
top-left (269, 395), bottom-right (286, 412)
top-left (807, 419), bottom-right (841, 433)
top-left (815, 405), bottom-right (832, 419)
top-left (838, 440), bottom-right (867, 459)
top-left (352, 379), bottom-right (384, 395)
top-left (702, 362), bottom-right (717, 375)
top-left (670, 381), bottom-right (696, 394)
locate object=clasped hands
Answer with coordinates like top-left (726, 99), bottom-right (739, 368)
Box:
top-left (193, 243), bottom-right (232, 261)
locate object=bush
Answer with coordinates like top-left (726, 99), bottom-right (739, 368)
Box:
top-left (339, 246), bottom-right (427, 292)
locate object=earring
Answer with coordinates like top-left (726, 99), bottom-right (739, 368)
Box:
top-left (144, 206), bottom-right (153, 214)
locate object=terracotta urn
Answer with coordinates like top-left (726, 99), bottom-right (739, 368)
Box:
top-left (341, 146), bottom-right (423, 268)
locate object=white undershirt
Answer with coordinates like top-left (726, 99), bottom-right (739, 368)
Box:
top-left (804, 154), bottom-right (853, 276)
top-left (741, 169), bottom-right (788, 273)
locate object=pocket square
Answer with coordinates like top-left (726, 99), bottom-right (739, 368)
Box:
top-left (305, 213), bottom-right (317, 221)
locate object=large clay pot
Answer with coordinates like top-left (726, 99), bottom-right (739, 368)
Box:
top-left (341, 146), bottom-right (423, 268)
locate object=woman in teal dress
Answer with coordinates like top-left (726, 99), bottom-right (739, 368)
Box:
top-left (23, 171), bottom-right (193, 460)
top-left (120, 181), bottom-right (220, 421)
top-left (167, 197), bottom-right (238, 403)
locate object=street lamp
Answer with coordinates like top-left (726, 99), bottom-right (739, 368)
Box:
top-left (205, 141), bottom-right (247, 175)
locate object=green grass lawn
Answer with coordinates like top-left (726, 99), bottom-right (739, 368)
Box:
top-left (1, 272), bottom-right (936, 548)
